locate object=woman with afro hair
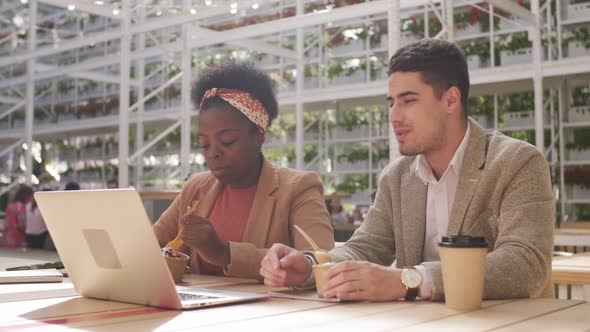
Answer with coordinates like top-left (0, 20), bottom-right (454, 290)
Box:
top-left (154, 62), bottom-right (334, 279)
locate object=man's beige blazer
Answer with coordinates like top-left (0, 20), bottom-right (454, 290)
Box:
top-left (330, 119), bottom-right (554, 300)
top-left (153, 157), bottom-right (334, 279)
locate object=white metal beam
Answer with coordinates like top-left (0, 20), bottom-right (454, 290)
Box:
top-left (129, 72), bottom-right (182, 113)
top-left (1, 0), bottom-right (403, 87)
top-left (485, 0), bottom-right (537, 26)
top-left (118, 0), bottom-right (131, 188)
top-left (190, 1), bottom-right (390, 50)
top-left (135, 4), bottom-right (146, 190)
top-left (37, 0), bottom-right (118, 19)
top-left (35, 63), bottom-right (140, 86)
top-left (0, 89), bottom-right (50, 121)
top-left (0, 107), bottom-right (196, 141)
top-left (0, 0), bottom-right (438, 73)
top-left (0, 95), bottom-right (21, 104)
top-left (0, 139), bottom-right (24, 159)
top-left (191, 27), bottom-right (298, 59)
top-left (24, 0), bottom-right (37, 186)
top-left (0, 102), bottom-right (24, 121)
top-left (129, 120), bottom-right (181, 163)
top-left (446, 0), bottom-right (454, 41)
top-left (531, 0), bottom-right (544, 151)
top-left (180, 0), bottom-right (192, 180)
top-left (295, 0), bottom-right (304, 170)
top-left (0, 42), bottom-right (183, 89)
top-left (389, 0), bottom-right (401, 162)
top-left (0, 29), bottom-right (122, 68)
top-left (0, 5), bottom-right (230, 69)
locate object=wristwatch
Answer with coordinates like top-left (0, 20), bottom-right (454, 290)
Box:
top-left (400, 267), bottom-right (423, 301)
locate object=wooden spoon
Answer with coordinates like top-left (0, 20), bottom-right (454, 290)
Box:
top-left (165, 200), bottom-right (199, 251)
top-left (293, 225), bottom-right (332, 264)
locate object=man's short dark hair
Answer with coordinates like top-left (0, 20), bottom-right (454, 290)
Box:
top-left (388, 39), bottom-right (470, 117)
top-left (14, 184), bottom-right (33, 203)
top-left (193, 62), bottom-right (279, 127)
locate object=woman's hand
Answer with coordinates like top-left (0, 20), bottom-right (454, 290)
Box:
top-left (181, 213), bottom-right (230, 268)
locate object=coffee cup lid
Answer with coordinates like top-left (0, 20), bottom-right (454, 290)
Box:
top-left (439, 235), bottom-right (488, 248)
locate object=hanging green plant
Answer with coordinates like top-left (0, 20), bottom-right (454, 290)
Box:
top-left (565, 167), bottom-right (590, 189)
top-left (572, 85), bottom-right (590, 107)
top-left (497, 31), bottom-right (532, 52)
top-left (337, 143), bottom-right (368, 163)
top-left (468, 96), bottom-right (493, 116)
top-left (564, 26), bottom-right (590, 49)
top-left (304, 144), bottom-right (318, 163)
top-left (334, 174), bottom-right (369, 194)
top-left (459, 40), bottom-right (490, 59)
top-left (566, 128), bottom-right (590, 150)
top-left (503, 91), bottom-right (534, 113)
top-left (327, 62), bottom-right (344, 80)
top-left (337, 107), bottom-right (370, 130)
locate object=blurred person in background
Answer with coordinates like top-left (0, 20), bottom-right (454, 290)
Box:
top-left (64, 181), bottom-right (80, 191)
top-left (329, 198), bottom-right (350, 224)
top-left (26, 189), bottom-right (52, 249)
top-left (106, 179), bottom-right (119, 189)
top-left (3, 185), bottom-right (34, 248)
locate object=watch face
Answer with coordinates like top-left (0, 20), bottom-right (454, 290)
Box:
top-left (401, 268), bottom-right (423, 288)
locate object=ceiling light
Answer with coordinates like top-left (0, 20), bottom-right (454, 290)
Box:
top-left (67, 4), bottom-right (76, 11)
top-left (230, 8), bottom-right (237, 14)
top-left (20, 0), bottom-right (28, 4)
top-left (230, 2), bottom-right (237, 9)
top-left (190, 8), bottom-right (197, 15)
top-left (156, 10), bottom-right (162, 16)
top-left (12, 15), bottom-right (24, 28)
top-left (205, 0), bottom-right (212, 6)
top-left (252, 3), bottom-right (259, 9)
top-left (112, 8), bottom-right (120, 15)
top-left (94, 0), bottom-right (104, 5)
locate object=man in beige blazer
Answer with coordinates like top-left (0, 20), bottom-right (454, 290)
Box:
top-left (260, 39), bottom-right (554, 301)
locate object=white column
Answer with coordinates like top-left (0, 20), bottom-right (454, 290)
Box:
top-left (25, 0), bottom-right (37, 185)
top-left (180, 0), bottom-right (192, 179)
top-left (556, 0), bottom-right (563, 60)
top-left (489, 3), bottom-right (495, 67)
top-left (295, 0), bottom-right (304, 169)
top-left (135, 4), bottom-right (146, 190)
top-left (118, 0), bottom-right (131, 187)
top-left (531, 0), bottom-right (544, 151)
top-left (558, 79), bottom-right (567, 224)
top-left (446, 0), bottom-right (454, 41)
top-left (388, 0), bottom-right (400, 161)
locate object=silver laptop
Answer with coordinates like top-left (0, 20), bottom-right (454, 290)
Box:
top-left (34, 188), bottom-right (267, 310)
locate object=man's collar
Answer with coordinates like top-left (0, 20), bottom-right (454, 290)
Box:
top-left (414, 122), bottom-right (471, 185)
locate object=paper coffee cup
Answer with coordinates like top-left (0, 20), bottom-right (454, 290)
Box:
top-left (164, 252), bottom-right (190, 283)
top-left (439, 235), bottom-right (488, 311)
top-left (312, 262), bottom-right (334, 298)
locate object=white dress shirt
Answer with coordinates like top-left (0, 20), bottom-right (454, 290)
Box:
top-left (25, 203), bottom-right (48, 235)
top-left (414, 123), bottom-right (471, 299)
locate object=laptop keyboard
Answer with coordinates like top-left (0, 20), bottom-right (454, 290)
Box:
top-left (178, 292), bottom-right (221, 302)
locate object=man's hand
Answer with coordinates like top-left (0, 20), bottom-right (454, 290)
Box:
top-left (181, 213), bottom-right (229, 267)
top-left (260, 243), bottom-right (312, 287)
top-left (322, 261), bottom-right (406, 301)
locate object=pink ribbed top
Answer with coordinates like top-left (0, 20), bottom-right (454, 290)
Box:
top-left (200, 184), bottom-right (257, 274)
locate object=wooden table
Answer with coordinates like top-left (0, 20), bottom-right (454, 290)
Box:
top-left (0, 281), bottom-right (588, 331)
top-left (553, 252), bottom-right (590, 300)
top-left (2, 251), bottom-right (590, 331)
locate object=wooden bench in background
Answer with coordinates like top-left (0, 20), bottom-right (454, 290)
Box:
top-left (553, 222), bottom-right (590, 300)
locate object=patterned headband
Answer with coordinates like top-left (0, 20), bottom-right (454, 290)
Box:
top-left (199, 88), bottom-right (269, 134)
